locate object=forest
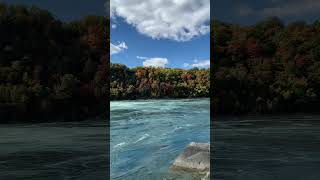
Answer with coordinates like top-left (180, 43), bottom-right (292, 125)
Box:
top-left (110, 63), bottom-right (209, 100)
top-left (0, 3), bottom-right (108, 122)
top-left (212, 17), bottom-right (320, 114)
top-left (3, 3), bottom-right (320, 121)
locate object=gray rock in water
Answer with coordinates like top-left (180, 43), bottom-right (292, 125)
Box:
top-left (202, 171), bottom-right (210, 180)
top-left (171, 142), bottom-right (210, 172)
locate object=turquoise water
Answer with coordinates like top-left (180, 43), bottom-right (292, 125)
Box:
top-left (110, 98), bottom-right (210, 180)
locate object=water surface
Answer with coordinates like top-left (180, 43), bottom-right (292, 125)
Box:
top-left (213, 116), bottom-right (320, 180)
top-left (110, 98), bottom-right (210, 180)
top-left (0, 121), bottom-right (108, 180)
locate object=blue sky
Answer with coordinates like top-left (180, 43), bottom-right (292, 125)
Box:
top-left (2, 0), bottom-right (210, 69)
top-left (213, 0), bottom-right (320, 25)
top-left (0, 0), bottom-right (106, 22)
top-left (3, 0), bottom-right (320, 69)
top-left (110, 0), bottom-right (210, 69)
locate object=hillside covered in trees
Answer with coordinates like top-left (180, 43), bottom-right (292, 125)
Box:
top-left (110, 63), bottom-right (209, 100)
top-left (0, 4), bottom-right (108, 122)
top-left (212, 17), bottom-right (320, 114)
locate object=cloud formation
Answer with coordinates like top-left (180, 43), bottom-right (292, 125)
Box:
top-left (110, 42), bottom-right (128, 55)
top-left (184, 59), bottom-right (210, 68)
top-left (138, 56), bottom-right (168, 67)
top-left (110, 0), bottom-right (210, 41)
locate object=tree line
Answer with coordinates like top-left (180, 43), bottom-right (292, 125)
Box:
top-left (0, 3), bottom-right (108, 122)
top-left (110, 63), bottom-right (209, 100)
top-left (4, 3), bottom-right (317, 121)
top-left (212, 17), bottom-right (320, 114)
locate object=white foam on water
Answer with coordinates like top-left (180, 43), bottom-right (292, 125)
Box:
top-left (110, 98), bottom-right (210, 179)
top-left (135, 133), bottom-right (150, 143)
top-left (114, 142), bottom-right (126, 148)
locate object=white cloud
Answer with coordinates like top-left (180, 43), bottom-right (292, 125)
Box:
top-left (110, 42), bottom-right (128, 55)
top-left (183, 63), bottom-right (190, 67)
top-left (110, 0), bottom-right (210, 41)
top-left (141, 57), bottom-right (168, 67)
top-left (136, 56), bottom-right (148, 59)
top-left (184, 59), bottom-right (210, 68)
top-left (112, 24), bottom-right (117, 29)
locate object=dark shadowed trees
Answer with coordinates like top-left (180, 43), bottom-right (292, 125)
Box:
top-left (0, 3), bottom-right (108, 122)
top-left (212, 17), bottom-right (320, 114)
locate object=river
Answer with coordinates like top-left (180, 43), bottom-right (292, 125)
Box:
top-left (213, 115), bottom-right (320, 180)
top-left (110, 98), bottom-right (210, 180)
top-left (0, 121), bottom-right (108, 180)
top-left (4, 101), bottom-right (317, 179)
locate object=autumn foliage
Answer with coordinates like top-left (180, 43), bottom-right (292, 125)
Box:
top-left (212, 17), bottom-right (320, 114)
top-left (110, 64), bottom-right (210, 100)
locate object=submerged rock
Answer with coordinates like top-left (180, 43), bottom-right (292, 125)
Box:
top-left (171, 142), bottom-right (210, 179)
top-left (202, 171), bottom-right (210, 180)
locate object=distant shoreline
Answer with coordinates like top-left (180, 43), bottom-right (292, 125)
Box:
top-left (213, 113), bottom-right (320, 121)
top-left (110, 97), bottom-right (210, 102)
top-left (0, 115), bottom-right (106, 124)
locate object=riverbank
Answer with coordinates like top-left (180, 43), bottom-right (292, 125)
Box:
top-left (110, 97), bottom-right (209, 101)
top-left (213, 114), bottom-right (320, 121)
top-left (110, 94), bottom-right (209, 100)
top-left (0, 112), bottom-right (106, 124)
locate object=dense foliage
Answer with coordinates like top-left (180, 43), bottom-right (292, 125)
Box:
top-left (110, 63), bottom-right (209, 100)
top-left (0, 4), bottom-right (108, 122)
top-left (212, 17), bottom-right (320, 114)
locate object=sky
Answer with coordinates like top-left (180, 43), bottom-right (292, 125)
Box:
top-left (1, 0), bottom-right (210, 69)
top-left (110, 0), bottom-right (210, 69)
top-left (213, 0), bottom-right (320, 25)
top-left (0, 0), bottom-right (106, 22)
